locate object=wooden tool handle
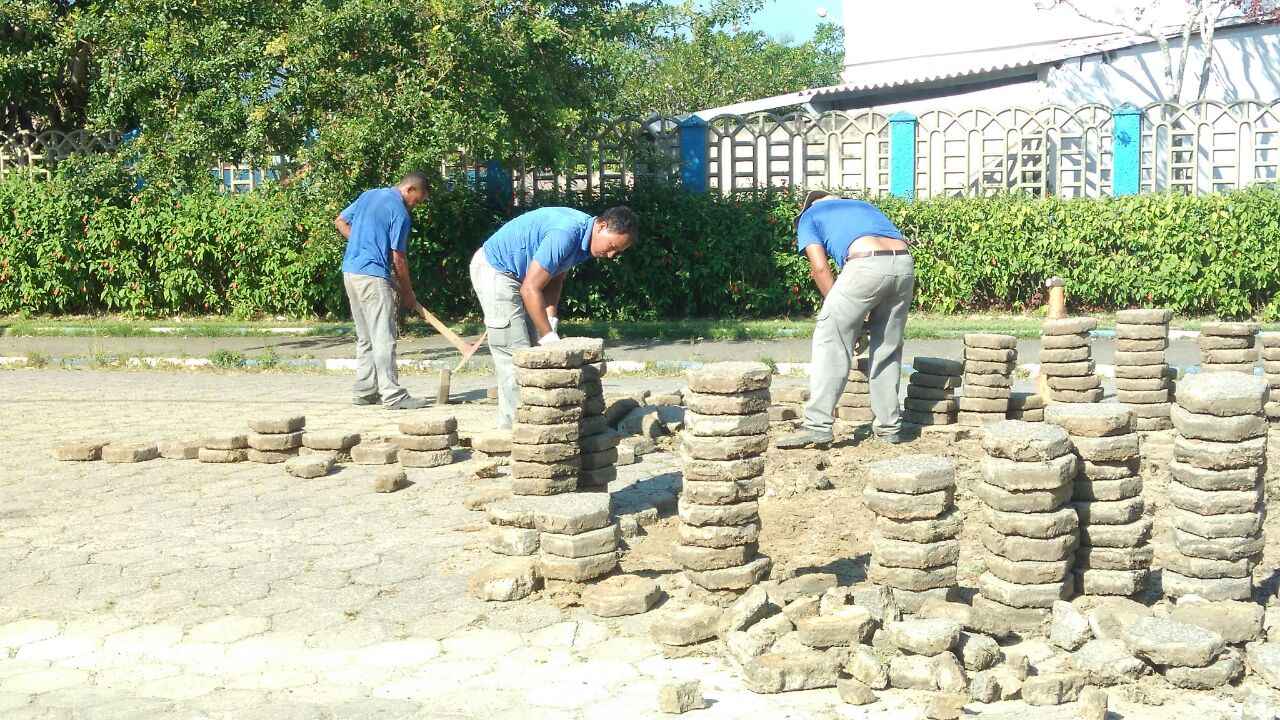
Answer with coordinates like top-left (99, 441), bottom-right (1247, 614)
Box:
top-left (415, 304), bottom-right (468, 352)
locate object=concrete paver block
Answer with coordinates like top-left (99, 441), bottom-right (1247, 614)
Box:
top-left (285, 454), bottom-right (333, 478)
top-left (248, 416), bottom-right (305, 434)
top-left (400, 449), bottom-right (454, 468)
top-left (102, 442), bottom-right (160, 463)
top-left (686, 361), bottom-right (772, 395)
top-left (52, 440), bottom-right (108, 461)
top-left (373, 467), bottom-right (407, 493)
top-left (198, 448), bottom-right (247, 463)
top-left (302, 432), bottom-right (360, 451)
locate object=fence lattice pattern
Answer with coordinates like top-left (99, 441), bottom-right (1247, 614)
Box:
top-left (6, 101), bottom-right (1280, 198)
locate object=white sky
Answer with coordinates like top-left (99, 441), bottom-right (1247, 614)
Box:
top-left (840, 0), bottom-right (1204, 64)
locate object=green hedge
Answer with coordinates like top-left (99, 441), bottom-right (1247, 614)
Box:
top-left (3, 175), bottom-right (1279, 320)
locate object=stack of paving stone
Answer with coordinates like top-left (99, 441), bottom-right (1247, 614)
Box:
top-left (395, 416), bottom-right (457, 468)
top-left (1263, 332), bottom-right (1280, 422)
top-left (1008, 392), bottom-right (1046, 422)
top-left (1040, 318), bottom-right (1103, 404)
top-left (1114, 309), bottom-right (1175, 431)
top-left (1166, 371), bottom-right (1268, 601)
top-left (960, 334), bottom-right (1018, 426)
top-left (1198, 322), bottom-right (1260, 374)
top-left (246, 415), bottom-right (305, 464)
top-left (677, 362), bottom-right (773, 596)
top-left (837, 356), bottom-right (873, 423)
top-left (566, 338), bottom-right (618, 490)
top-left (1045, 404), bottom-right (1151, 597)
top-left (481, 491), bottom-right (618, 597)
top-left (903, 357), bottom-right (962, 426)
top-left (974, 421), bottom-right (1079, 633)
top-left (864, 455), bottom-right (960, 611)
top-left (199, 433), bottom-right (248, 464)
top-left (511, 344), bottom-right (587, 495)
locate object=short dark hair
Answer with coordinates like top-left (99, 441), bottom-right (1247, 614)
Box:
top-left (400, 171), bottom-right (430, 192)
top-left (598, 206), bottom-right (638, 240)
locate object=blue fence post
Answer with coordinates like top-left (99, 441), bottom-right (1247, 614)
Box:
top-left (678, 116), bottom-right (709, 192)
top-left (1112, 104), bottom-right (1142, 196)
top-left (484, 160), bottom-right (512, 208)
top-left (888, 112), bottom-right (917, 200)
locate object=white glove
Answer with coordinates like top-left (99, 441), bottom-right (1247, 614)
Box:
top-left (538, 331), bottom-right (561, 346)
top-left (549, 316), bottom-right (559, 333)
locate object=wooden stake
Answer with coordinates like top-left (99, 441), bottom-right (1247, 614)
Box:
top-left (437, 368), bottom-right (452, 405)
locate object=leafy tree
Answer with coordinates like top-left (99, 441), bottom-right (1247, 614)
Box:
top-left (1, 1), bottom-right (653, 194)
top-left (611, 0), bottom-right (845, 117)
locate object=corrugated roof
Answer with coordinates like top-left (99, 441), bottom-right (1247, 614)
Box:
top-left (694, 15), bottom-right (1263, 118)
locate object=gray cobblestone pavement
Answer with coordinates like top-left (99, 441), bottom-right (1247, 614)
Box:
top-left (0, 370), bottom-right (1258, 719)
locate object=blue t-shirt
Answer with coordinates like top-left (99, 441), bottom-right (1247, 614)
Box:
top-left (483, 207), bottom-right (594, 281)
top-left (340, 187), bottom-right (411, 280)
top-left (796, 199), bottom-right (905, 269)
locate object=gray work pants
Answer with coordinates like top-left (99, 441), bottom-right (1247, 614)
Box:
top-left (344, 272), bottom-right (408, 407)
top-left (470, 249), bottom-right (535, 429)
top-left (804, 254), bottom-right (915, 437)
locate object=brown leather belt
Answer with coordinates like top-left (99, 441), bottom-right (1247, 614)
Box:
top-left (847, 249), bottom-right (911, 260)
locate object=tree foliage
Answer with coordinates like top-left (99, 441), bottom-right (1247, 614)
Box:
top-left (613, 0), bottom-right (845, 117)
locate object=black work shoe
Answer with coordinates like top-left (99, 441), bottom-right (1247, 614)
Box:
top-left (387, 396), bottom-right (430, 410)
top-left (775, 429), bottom-right (834, 450)
top-left (353, 394), bottom-right (380, 406)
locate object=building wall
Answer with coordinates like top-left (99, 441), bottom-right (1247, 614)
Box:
top-left (821, 23), bottom-right (1280, 114)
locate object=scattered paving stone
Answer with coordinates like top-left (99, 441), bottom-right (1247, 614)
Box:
top-left (926, 693), bottom-right (966, 719)
top-left (1245, 642), bottom-right (1280, 689)
top-left (1163, 646), bottom-right (1244, 689)
top-left (888, 654), bottom-right (940, 690)
top-left (651, 605), bottom-right (722, 646)
top-left (488, 525), bottom-right (540, 555)
top-left (885, 618), bottom-right (961, 656)
top-left (836, 677), bottom-right (878, 706)
top-left (796, 607), bottom-right (875, 648)
top-left (956, 631), bottom-right (1000, 671)
top-left (198, 448), bottom-right (247, 463)
top-left (400, 448), bottom-right (454, 468)
top-left (1170, 600), bottom-right (1265, 643)
top-left (157, 438), bottom-right (200, 460)
top-left (285, 454), bottom-right (333, 478)
top-left (51, 440), bottom-right (107, 461)
top-left (373, 467), bottom-right (407, 493)
top-left (1050, 601), bottom-right (1093, 651)
top-left (657, 681), bottom-right (704, 714)
top-left (1078, 687), bottom-right (1108, 720)
top-left (843, 645), bottom-right (889, 689)
top-left (582, 575), bottom-right (662, 617)
top-left (1021, 671), bottom-right (1084, 706)
top-left (934, 652), bottom-right (969, 693)
top-left (102, 442), bottom-right (159, 463)
top-left (468, 558), bottom-right (539, 601)
top-left (1243, 687), bottom-right (1279, 720)
top-left (1072, 638), bottom-right (1148, 686)
top-left (1122, 616), bottom-right (1226, 668)
top-left (743, 652), bottom-right (838, 693)
top-left (851, 584), bottom-right (903, 624)
top-left (351, 442), bottom-right (398, 465)
top-left (717, 585), bottom-right (773, 637)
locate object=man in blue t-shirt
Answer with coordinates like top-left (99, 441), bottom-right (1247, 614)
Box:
top-left (335, 172), bottom-right (431, 410)
top-left (470, 206), bottom-right (639, 428)
top-left (777, 191), bottom-right (916, 448)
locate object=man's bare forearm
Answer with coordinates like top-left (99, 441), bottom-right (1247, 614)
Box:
top-left (521, 285), bottom-right (553, 338)
top-left (392, 254), bottom-right (417, 308)
top-left (813, 269), bottom-right (835, 298)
